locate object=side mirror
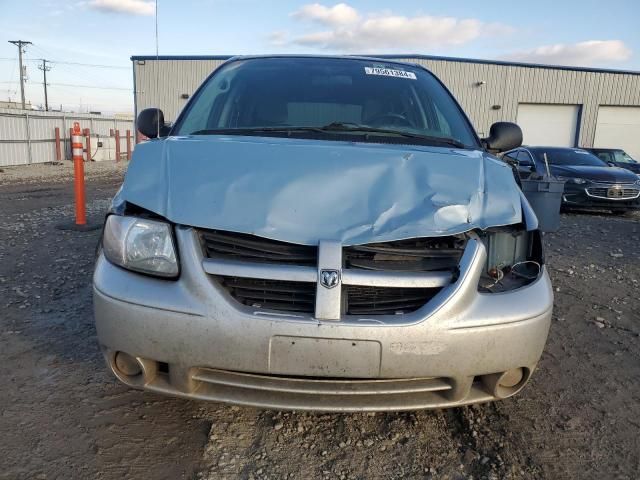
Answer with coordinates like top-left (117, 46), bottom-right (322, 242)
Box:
top-left (137, 108), bottom-right (171, 139)
top-left (482, 122), bottom-right (523, 153)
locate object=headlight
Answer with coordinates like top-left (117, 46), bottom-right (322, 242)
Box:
top-left (557, 176), bottom-right (586, 185)
top-left (102, 215), bottom-right (178, 278)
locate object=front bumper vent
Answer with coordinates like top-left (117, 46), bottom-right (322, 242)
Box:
top-left (217, 276), bottom-right (315, 313)
top-left (344, 285), bottom-right (439, 315)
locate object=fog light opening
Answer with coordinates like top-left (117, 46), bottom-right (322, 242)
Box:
top-left (114, 351), bottom-right (143, 378)
top-left (499, 367), bottom-right (524, 388)
top-left (481, 367), bottom-right (530, 399)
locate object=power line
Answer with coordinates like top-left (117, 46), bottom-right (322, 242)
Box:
top-left (5, 56), bottom-right (18, 100)
top-left (52, 60), bottom-right (129, 69)
top-left (0, 57), bottom-right (128, 69)
top-left (48, 82), bottom-right (130, 91)
top-left (0, 80), bottom-right (129, 91)
top-left (26, 46), bottom-right (132, 93)
top-left (28, 43), bottom-right (117, 72)
top-left (2, 43), bottom-right (132, 111)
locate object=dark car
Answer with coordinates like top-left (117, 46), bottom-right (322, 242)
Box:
top-left (503, 146), bottom-right (640, 213)
top-left (584, 148), bottom-right (640, 174)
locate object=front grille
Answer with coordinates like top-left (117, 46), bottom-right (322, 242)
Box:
top-left (201, 230), bottom-right (464, 317)
top-left (344, 285), bottom-right (440, 315)
top-left (586, 186), bottom-right (640, 199)
top-left (344, 236), bottom-right (465, 272)
top-left (342, 237), bottom-right (463, 315)
top-left (200, 230), bottom-right (317, 266)
top-left (217, 276), bottom-right (315, 313)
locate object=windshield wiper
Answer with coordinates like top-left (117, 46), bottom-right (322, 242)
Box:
top-left (313, 122), bottom-right (467, 148)
top-left (191, 124), bottom-right (468, 149)
top-left (191, 127), bottom-right (306, 136)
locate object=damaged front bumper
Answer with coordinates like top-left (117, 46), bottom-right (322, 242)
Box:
top-left (93, 227), bottom-right (553, 412)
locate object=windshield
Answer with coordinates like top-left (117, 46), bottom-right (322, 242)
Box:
top-left (174, 57), bottom-right (479, 148)
top-left (612, 150), bottom-right (637, 164)
top-left (533, 148), bottom-right (608, 167)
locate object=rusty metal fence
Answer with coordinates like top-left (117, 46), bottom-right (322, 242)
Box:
top-left (0, 108), bottom-right (134, 167)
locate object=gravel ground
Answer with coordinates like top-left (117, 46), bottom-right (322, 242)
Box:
top-left (0, 161), bottom-right (129, 187)
top-left (1, 161), bottom-right (639, 479)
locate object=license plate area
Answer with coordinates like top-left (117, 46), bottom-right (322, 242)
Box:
top-left (607, 187), bottom-right (623, 198)
top-left (269, 336), bottom-right (382, 378)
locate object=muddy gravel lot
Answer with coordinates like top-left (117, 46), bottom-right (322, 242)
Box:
top-left (1, 161), bottom-right (639, 479)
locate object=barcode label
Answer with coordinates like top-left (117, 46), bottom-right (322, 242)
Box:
top-left (364, 67), bottom-right (417, 80)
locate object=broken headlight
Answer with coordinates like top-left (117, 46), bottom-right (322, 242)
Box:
top-left (477, 227), bottom-right (543, 293)
top-left (102, 215), bottom-right (179, 278)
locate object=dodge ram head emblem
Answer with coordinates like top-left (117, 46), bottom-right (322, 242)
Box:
top-left (320, 269), bottom-right (340, 289)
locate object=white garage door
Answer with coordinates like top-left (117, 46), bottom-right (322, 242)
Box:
top-left (594, 106), bottom-right (640, 160)
top-left (516, 103), bottom-right (580, 147)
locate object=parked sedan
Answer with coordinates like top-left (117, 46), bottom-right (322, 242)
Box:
top-left (585, 148), bottom-right (640, 175)
top-left (503, 146), bottom-right (640, 213)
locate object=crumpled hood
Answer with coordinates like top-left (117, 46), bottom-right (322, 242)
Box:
top-left (117, 135), bottom-right (522, 245)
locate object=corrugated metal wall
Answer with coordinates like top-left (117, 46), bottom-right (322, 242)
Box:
top-left (0, 109), bottom-right (134, 167)
top-left (133, 57), bottom-right (640, 147)
top-left (134, 59), bottom-right (227, 124)
top-left (400, 57), bottom-right (640, 144)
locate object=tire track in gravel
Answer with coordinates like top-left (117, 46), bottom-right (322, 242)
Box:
top-left (196, 407), bottom-right (540, 479)
top-left (444, 404), bottom-right (544, 479)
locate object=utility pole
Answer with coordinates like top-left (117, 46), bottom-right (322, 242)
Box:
top-left (38, 59), bottom-right (51, 111)
top-left (8, 40), bottom-right (32, 109)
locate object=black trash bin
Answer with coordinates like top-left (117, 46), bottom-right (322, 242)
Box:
top-left (520, 177), bottom-right (565, 232)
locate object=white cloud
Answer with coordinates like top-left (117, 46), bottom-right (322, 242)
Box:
top-left (88, 0), bottom-right (155, 16)
top-left (284, 4), bottom-right (507, 52)
top-left (503, 40), bottom-right (632, 66)
top-left (292, 3), bottom-right (360, 26)
top-left (268, 30), bottom-right (289, 47)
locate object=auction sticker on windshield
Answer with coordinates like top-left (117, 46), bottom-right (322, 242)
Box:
top-left (364, 67), bottom-right (417, 80)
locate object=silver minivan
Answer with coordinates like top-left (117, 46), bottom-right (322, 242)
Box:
top-left (94, 56), bottom-right (552, 411)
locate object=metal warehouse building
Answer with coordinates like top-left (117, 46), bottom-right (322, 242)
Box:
top-left (131, 54), bottom-right (640, 158)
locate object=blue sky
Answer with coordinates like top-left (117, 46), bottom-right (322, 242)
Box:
top-left (1, 0), bottom-right (638, 113)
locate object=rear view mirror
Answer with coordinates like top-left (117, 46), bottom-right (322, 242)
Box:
top-left (483, 122), bottom-right (523, 153)
top-left (137, 108), bottom-right (171, 139)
